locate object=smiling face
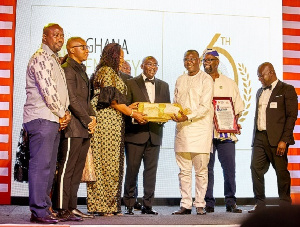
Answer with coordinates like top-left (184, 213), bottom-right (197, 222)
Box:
top-left (203, 53), bottom-right (219, 75)
top-left (183, 51), bottom-right (200, 76)
top-left (67, 38), bottom-right (89, 63)
top-left (42, 24), bottom-right (64, 53)
top-left (141, 57), bottom-right (158, 79)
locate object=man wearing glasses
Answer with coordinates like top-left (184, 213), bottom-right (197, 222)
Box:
top-left (202, 49), bottom-right (244, 213)
top-left (54, 37), bottom-right (96, 220)
top-left (123, 56), bottom-right (170, 215)
top-left (172, 50), bottom-right (214, 215)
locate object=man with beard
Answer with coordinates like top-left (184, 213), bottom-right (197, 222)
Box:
top-left (202, 49), bottom-right (244, 213)
top-left (23, 23), bottom-right (70, 224)
top-left (55, 37), bottom-right (96, 221)
top-left (171, 50), bottom-right (214, 215)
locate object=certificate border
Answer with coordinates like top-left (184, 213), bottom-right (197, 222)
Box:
top-left (212, 97), bottom-right (239, 133)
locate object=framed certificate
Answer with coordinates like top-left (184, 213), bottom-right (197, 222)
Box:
top-left (212, 97), bottom-right (239, 133)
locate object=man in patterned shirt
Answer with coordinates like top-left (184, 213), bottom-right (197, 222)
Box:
top-left (23, 23), bottom-right (71, 224)
top-left (203, 49), bottom-right (244, 213)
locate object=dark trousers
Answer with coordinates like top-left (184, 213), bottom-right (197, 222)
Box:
top-left (124, 146), bottom-right (139, 200)
top-left (123, 140), bottom-right (160, 208)
top-left (205, 139), bottom-right (236, 207)
top-left (24, 119), bottom-right (60, 218)
top-left (55, 137), bottom-right (90, 210)
top-left (251, 130), bottom-right (291, 206)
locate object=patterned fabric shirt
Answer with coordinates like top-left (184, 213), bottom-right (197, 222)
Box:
top-left (23, 44), bottom-right (69, 123)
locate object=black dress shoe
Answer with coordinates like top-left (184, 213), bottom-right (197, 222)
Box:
top-left (205, 206), bottom-right (214, 213)
top-left (56, 209), bottom-right (83, 222)
top-left (196, 207), bottom-right (206, 215)
top-left (248, 204), bottom-right (265, 213)
top-left (71, 208), bottom-right (95, 218)
top-left (134, 202), bottom-right (142, 210)
top-left (125, 206), bottom-right (134, 215)
top-left (226, 204), bottom-right (242, 213)
top-left (30, 214), bottom-right (58, 224)
top-left (141, 206), bottom-right (158, 215)
top-left (172, 207), bottom-right (192, 215)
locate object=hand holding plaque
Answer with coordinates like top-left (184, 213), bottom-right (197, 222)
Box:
top-left (137, 102), bottom-right (191, 122)
top-left (213, 97), bottom-right (239, 133)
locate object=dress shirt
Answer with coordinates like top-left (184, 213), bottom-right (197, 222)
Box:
top-left (23, 43), bottom-right (69, 123)
top-left (257, 79), bottom-right (278, 131)
top-left (142, 74), bottom-right (155, 103)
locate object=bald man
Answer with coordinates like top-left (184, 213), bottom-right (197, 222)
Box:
top-left (249, 62), bottom-right (298, 213)
top-left (123, 56), bottom-right (170, 215)
top-left (23, 23), bottom-right (70, 224)
top-left (54, 37), bottom-right (96, 220)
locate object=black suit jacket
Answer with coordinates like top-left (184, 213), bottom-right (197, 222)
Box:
top-left (125, 74), bottom-right (171, 145)
top-left (62, 58), bottom-right (95, 138)
top-left (252, 80), bottom-right (298, 147)
top-left (119, 71), bottom-right (133, 83)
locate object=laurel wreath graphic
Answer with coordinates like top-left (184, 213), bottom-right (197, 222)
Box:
top-left (238, 63), bottom-right (251, 122)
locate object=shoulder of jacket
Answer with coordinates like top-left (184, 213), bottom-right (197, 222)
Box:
top-left (156, 78), bottom-right (168, 84)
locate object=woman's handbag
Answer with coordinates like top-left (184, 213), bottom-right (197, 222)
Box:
top-left (81, 146), bottom-right (96, 182)
top-left (14, 128), bottom-right (30, 182)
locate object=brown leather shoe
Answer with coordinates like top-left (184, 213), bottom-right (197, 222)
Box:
top-left (172, 207), bottom-right (192, 215)
top-left (71, 208), bottom-right (95, 218)
top-left (30, 214), bottom-right (58, 224)
top-left (196, 207), bottom-right (206, 215)
top-left (226, 204), bottom-right (242, 213)
top-left (56, 209), bottom-right (83, 222)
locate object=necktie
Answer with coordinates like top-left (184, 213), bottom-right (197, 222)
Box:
top-left (145, 78), bottom-right (155, 84)
top-left (263, 85), bottom-right (272, 90)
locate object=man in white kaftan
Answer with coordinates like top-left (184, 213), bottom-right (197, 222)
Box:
top-left (172, 50), bottom-right (214, 215)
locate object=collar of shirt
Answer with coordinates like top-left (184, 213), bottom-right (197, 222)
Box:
top-left (263, 79), bottom-right (278, 92)
top-left (270, 79), bottom-right (278, 91)
top-left (67, 57), bottom-right (87, 72)
top-left (142, 73), bottom-right (155, 83)
top-left (41, 43), bottom-right (56, 57)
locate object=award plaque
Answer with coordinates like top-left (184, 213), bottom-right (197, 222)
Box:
top-left (137, 102), bottom-right (191, 123)
top-left (212, 97), bottom-right (239, 133)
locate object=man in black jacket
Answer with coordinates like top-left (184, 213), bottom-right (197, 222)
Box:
top-left (249, 62), bottom-right (298, 213)
top-left (55, 37), bottom-right (96, 220)
top-left (123, 56), bottom-right (170, 215)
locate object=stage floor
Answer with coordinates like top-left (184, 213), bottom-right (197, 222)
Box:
top-left (0, 205), bottom-right (253, 226)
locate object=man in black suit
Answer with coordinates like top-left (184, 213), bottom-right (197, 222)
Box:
top-left (55, 37), bottom-right (96, 220)
top-left (120, 62), bottom-right (143, 211)
top-left (249, 62), bottom-right (298, 213)
top-left (123, 56), bottom-right (171, 215)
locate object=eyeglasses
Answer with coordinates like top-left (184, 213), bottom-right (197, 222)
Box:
top-left (202, 58), bottom-right (218, 63)
top-left (145, 63), bottom-right (159, 67)
top-left (71, 45), bottom-right (90, 51)
top-left (258, 71), bottom-right (272, 78)
top-left (183, 58), bottom-right (198, 62)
